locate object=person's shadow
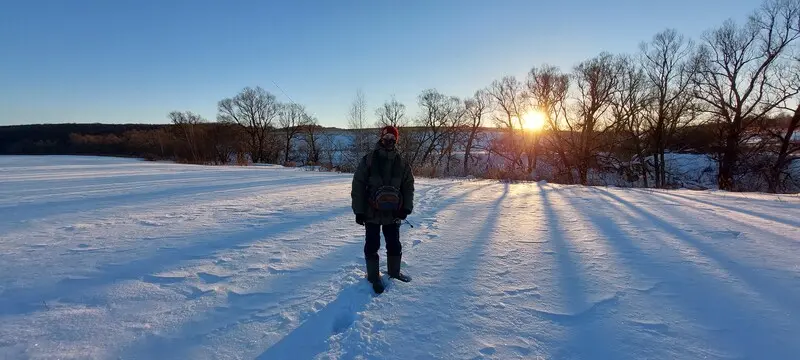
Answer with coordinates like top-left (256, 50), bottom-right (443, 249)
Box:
top-left (256, 280), bottom-right (376, 359)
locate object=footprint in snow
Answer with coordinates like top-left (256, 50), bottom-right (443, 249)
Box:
top-left (331, 311), bottom-right (356, 334)
top-left (312, 300), bottom-right (326, 312)
top-left (412, 239), bottom-right (423, 247)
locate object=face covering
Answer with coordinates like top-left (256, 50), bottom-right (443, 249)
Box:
top-left (380, 138), bottom-right (396, 150)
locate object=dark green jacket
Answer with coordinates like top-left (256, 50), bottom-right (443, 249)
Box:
top-left (351, 145), bottom-right (414, 225)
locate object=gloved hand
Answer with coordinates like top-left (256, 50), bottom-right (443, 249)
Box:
top-left (355, 214), bottom-right (365, 225)
top-left (393, 208), bottom-right (411, 220)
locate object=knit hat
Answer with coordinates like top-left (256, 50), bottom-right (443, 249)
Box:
top-left (380, 125), bottom-right (399, 141)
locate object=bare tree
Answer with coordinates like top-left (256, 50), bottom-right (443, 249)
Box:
top-left (692, 0), bottom-right (800, 190)
top-left (304, 115), bottom-right (322, 165)
top-left (279, 103), bottom-right (312, 164)
top-left (762, 10), bottom-right (800, 192)
top-left (409, 89), bottom-right (461, 172)
top-left (347, 89), bottom-right (371, 160)
top-left (463, 89), bottom-right (491, 175)
top-left (168, 111), bottom-right (206, 163)
top-left (204, 122), bottom-right (241, 165)
top-left (217, 86), bottom-right (280, 163)
top-left (375, 96), bottom-right (407, 128)
top-left (528, 64), bottom-right (573, 182)
top-left (640, 29), bottom-right (698, 187)
top-left (567, 52), bottom-right (625, 185)
top-left (763, 48), bottom-right (800, 191)
top-left (611, 56), bottom-right (654, 186)
top-left (488, 76), bottom-right (527, 171)
top-left (440, 98), bottom-right (468, 176)
top-left (319, 131), bottom-right (348, 171)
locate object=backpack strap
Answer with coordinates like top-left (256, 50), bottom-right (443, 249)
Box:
top-left (366, 151), bottom-right (378, 181)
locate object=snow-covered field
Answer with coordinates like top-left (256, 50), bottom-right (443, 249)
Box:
top-left (1, 155), bottom-right (799, 360)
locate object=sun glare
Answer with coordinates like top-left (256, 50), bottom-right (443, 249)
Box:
top-left (522, 110), bottom-right (546, 132)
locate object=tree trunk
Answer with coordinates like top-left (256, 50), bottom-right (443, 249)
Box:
top-left (653, 149), bottom-right (661, 188)
top-left (658, 150), bottom-right (667, 187)
top-left (557, 148), bottom-right (574, 184)
top-left (284, 133), bottom-right (292, 165)
top-left (768, 166), bottom-right (782, 193)
top-left (719, 125), bottom-right (740, 191)
top-left (579, 164), bottom-right (588, 185)
top-left (464, 132), bottom-right (476, 176)
top-left (526, 134), bottom-right (539, 177)
top-left (634, 138), bottom-right (648, 188)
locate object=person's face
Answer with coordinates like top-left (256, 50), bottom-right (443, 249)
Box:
top-left (380, 133), bottom-right (396, 149)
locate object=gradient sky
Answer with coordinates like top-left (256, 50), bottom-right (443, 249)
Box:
top-left (0, 0), bottom-right (761, 128)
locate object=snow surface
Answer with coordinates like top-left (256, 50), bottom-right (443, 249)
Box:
top-left (1, 155), bottom-right (799, 360)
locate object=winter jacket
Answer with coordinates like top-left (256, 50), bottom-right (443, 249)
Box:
top-left (351, 145), bottom-right (415, 225)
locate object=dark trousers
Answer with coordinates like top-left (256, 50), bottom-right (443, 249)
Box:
top-left (364, 223), bottom-right (401, 261)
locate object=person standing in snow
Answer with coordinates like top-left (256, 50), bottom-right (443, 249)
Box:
top-left (351, 125), bottom-right (414, 293)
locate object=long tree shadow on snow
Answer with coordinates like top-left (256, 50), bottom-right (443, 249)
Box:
top-left (123, 251), bottom-right (371, 359)
top-left (421, 182), bottom-right (499, 217)
top-left (631, 189), bottom-right (798, 247)
top-left (249, 182), bottom-right (502, 360)
top-left (537, 184), bottom-right (621, 359)
top-left (560, 189), bottom-right (790, 357)
top-left (628, 189), bottom-right (800, 246)
top-left (461, 183), bottom-right (509, 272)
top-left (423, 182), bottom-right (509, 357)
top-left (586, 187), bottom-right (800, 358)
top-left (118, 211), bottom-right (371, 358)
top-left (0, 174), bottom-right (345, 226)
top-left (643, 189), bottom-right (800, 228)
top-left (457, 182), bottom-right (509, 278)
top-left (131, 182), bottom-right (499, 359)
top-left (0, 205), bottom-right (352, 317)
top-left (591, 187), bottom-right (800, 314)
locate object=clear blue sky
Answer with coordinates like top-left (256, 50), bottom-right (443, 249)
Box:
top-left (0, 0), bottom-right (761, 128)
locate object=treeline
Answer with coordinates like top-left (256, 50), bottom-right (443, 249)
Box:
top-left (0, 123), bottom-right (164, 157)
top-left (3, 0), bottom-right (799, 193)
top-left (357, 0), bottom-right (800, 193)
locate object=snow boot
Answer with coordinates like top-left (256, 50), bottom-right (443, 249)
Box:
top-left (387, 255), bottom-right (411, 282)
top-left (366, 257), bottom-right (385, 294)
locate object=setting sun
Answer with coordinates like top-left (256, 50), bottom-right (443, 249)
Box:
top-left (521, 110), bottom-right (547, 132)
